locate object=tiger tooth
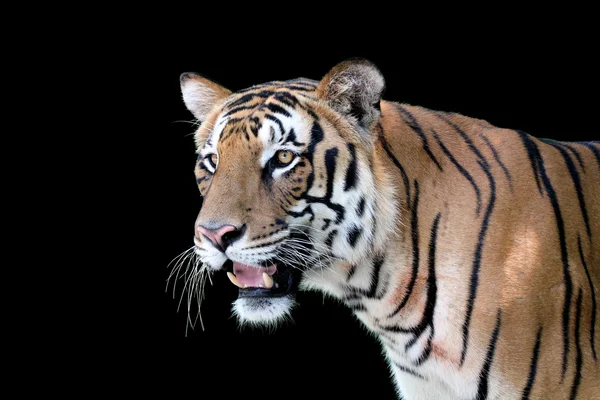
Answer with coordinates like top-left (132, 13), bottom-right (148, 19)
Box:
top-left (226, 272), bottom-right (243, 288)
top-left (262, 272), bottom-right (274, 289)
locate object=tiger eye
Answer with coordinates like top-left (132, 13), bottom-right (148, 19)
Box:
top-left (277, 150), bottom-right (293, 165)
top-left (209, 153), bottom-right (218, 167)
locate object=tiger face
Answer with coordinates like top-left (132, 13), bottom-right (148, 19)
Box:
top-left (180, 61), bottom-right (393, 326)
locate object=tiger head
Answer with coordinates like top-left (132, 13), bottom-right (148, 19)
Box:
top-left (180, 60), bottom-right (396, 326)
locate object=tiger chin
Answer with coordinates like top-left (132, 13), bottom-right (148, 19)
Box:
top-left (176, 60), bottom-right (599, 399)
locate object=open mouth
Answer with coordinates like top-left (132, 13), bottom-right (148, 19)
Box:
top-left (225, 260), bottom-right (298, 298)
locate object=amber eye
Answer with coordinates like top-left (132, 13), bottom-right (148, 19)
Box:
top-left (206, 153), bottom-right (218, 169)
top-left (275, 150), bottom-right (294, 166)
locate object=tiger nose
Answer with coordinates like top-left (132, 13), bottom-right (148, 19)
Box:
top-left (197, 224), bottom-right (243, 252)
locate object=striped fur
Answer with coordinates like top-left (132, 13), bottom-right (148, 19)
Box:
top-left (178, 60), bottom-right (600, 399)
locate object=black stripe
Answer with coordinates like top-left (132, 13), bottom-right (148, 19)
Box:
top-left (377, 324), bottom-right (414, 334)
top-left (324, 230), bottom-right (337, 249)
top-left (283, 85), bottom-right (315, 92)
top-left (518, 130), bottom-right (544, 194)
top-left (578, 236), bottom-right (597, 361)
top-left (264, 114), bottom-right (285, 138)
top-left (477, 310), bottom-right (502, 400)
top-left (263, 102), bottom-right (291, 118)
top-left (405, 213), bottom-right (442, 366)
top-left (285, 205), bottom-right (313, 219)
top-left (480, 133), bottom-right (513, 190)
top-left (250, 226), bottom-right (288, 241)
top-left (561, 143), bottom-right (586, 172)
top-left (437, 114), bottom-right (488, 164)
top-left (578, 141), bottom-right (600, 167)
top-left (307, 122), bottom-right (324, 151)
top-left (306, 106), bottom-right (319, 120)
top-left (367, 252), bottom-right (385, 298)
top-left (346, 264), bottom-right (357, 281)
top-left (347, 226), bottom-right (362, 247)
top-left (244, 238), bottom-right (286, 250)
top-left (569, 289), bottom-right (584, 400)
top-left (378, 127), bottom-right (411, 210)
top-left (415, 340), bottom-right (433, 367)
top-left (521, 327), bottom-right (543, 400)
top-left (228, 90), bottom-right (273, 108)
top-left (397, 105), bottom-right (443, 171)
top-left (197, 162), bottom-right (211, 173)
top-left (356, 197), bottom-right (366, 217)
top-left (344, 143), bottom-right (357, 191)
top-left (541, 139), bottom-right (592, 239)
top-left (221, 117), bottom-right (246, 140)
top-left (324, 148), bottom-right (339, 198)
top-left (273, 92), bottom-right (302, 107)
top-left (418, 213), bottom-right (441, 362)
top-left (303, 122), bottom-right (324, 194)
top-left (249, 116), bottom-right (261, 136)
top-left (222, 105), bottom-right (256, 118)
top-left (343, 252), bottom-right (388, 300)
top-left (404, 328), bottom-right (423, 351)
top-left (460, 159), bottom-right (497, 366)
top-left (302, 144), bottom-right (346, 227)
top-left (432, 129), bottom-right (482, 216)
top-left (517, 131), bottom-right (573, 380)
top-left (387, 181), bottom-right (420, 318)
top-left (283, 128), bottom-right (305, 147)
top-left (394, 362), bottom-right (426, 380)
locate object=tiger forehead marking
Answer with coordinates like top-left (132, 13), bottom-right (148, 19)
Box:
top-left (196, 82), bottom-right (317, 196)
top-left (176, 60), bottom-right (599, 400)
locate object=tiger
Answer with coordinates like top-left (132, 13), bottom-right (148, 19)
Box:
top-left (175, 59), bottom-right (599, 399)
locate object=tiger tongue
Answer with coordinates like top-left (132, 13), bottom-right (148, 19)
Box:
top-left (233, 262), bottom-right (277, 287)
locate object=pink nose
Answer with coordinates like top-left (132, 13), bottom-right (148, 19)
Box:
top-left (197, 224), bottom-right (241, 251)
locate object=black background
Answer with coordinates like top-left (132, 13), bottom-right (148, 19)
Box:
top-left (122, 25), bottom-right (598, 399)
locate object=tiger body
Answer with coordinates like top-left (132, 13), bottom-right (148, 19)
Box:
top-left (178, 60), bottom-right (600, 399)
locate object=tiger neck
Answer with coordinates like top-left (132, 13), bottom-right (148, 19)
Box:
top-left (303, 102), bottom-right (445, 336)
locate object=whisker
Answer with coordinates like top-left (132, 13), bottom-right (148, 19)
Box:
top-left (166, 247), bottom-right (196, 298)
top-left (166, 247), bottom-right (194, 283)
top-left (171, 119), bottom-right (202, 127)
top-left (166, 245), bottom-right (210, 334)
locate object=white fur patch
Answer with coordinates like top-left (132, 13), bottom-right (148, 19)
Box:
top-left (182, 80), bottom-right (218, 121)
top-left (194, 245), bottom-right (228, 271)
top-left (232, 295), bottom-right (296, 327)
top-left (258, 109), bottom-right (310, 170)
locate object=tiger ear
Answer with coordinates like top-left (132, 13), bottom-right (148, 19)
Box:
top-left (316, 59), bottom-right (385, 129)
top-left (180, 72), bottom-right (232, 121)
